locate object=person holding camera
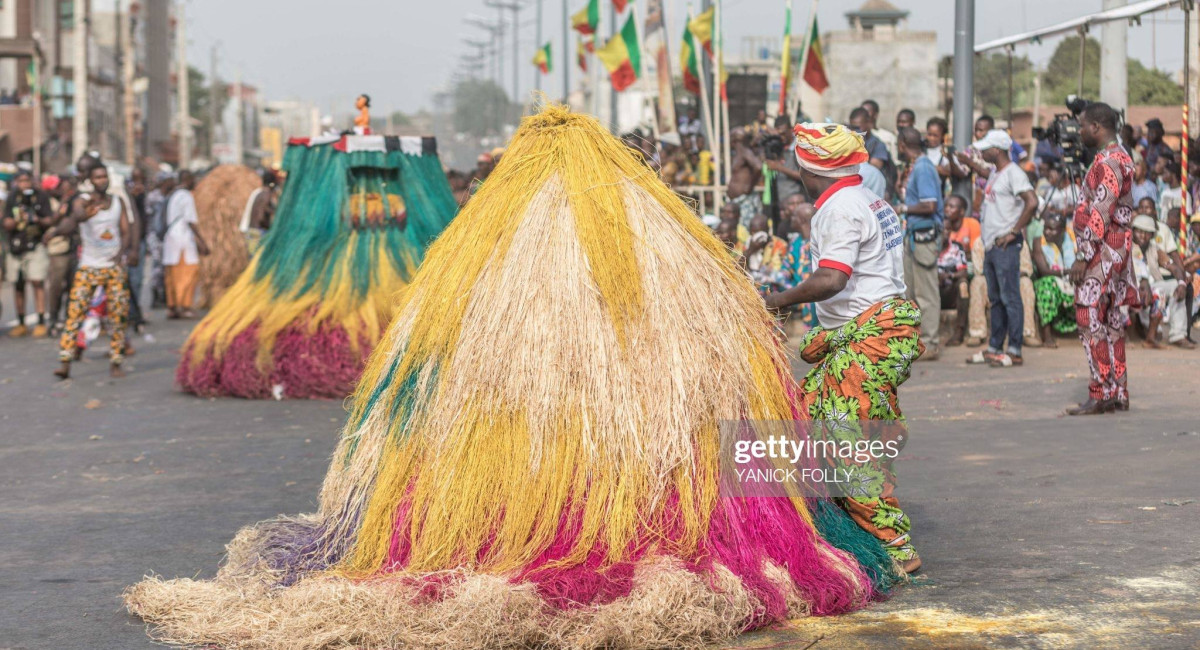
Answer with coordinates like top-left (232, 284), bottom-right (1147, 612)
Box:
top-left (896, 127), bottom-right (944, 360)
top-left (2, 170), bottom-right (55, 338)
top-left (1067, 103), bottom-right (1139, 415)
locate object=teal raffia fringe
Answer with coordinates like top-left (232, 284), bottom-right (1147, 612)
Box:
top-left (813, 499), bottom-right (904, 594)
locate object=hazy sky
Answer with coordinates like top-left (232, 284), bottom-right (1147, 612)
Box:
top-left (178, 0), bottom-right (1187, 115)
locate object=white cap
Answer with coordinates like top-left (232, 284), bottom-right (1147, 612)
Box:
top-left (1132, 214), bottom-right (1158, 233)
top-left (972, 128), bottom-right (1013, 152)
top-left (659, 132), bottom-right (682, 147)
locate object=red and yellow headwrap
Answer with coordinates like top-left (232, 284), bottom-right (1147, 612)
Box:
top-left (793, 123), bottom-right (868, 178)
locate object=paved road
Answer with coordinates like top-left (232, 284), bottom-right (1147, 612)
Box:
top-left (0, 311), bottom-right (1197, 649)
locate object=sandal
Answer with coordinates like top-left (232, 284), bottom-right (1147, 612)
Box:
top-left (966, 351), bottom-right (1001, 365)
top-left (988, 353), bottom-right (1022, 367)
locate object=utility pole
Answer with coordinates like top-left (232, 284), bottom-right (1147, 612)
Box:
top-left (951, 0), bottom-right (974, 150)
top-left (177, 0), bottom-right (190, 169)
top-left (209, 42), bottom-right (219, 160)
top-left (466, 15), bottom-right (505, 89)
top-left (562, 0), bottom-right (569, 102)
top-left (115, 0), bottom-right (124, 161)
top-left (72, 0), bottom-right (88, 161)
top-left (1099, 0), bottom-right (1127, 111)
top-left (122, 0), bottom-right (136, 165)
top-left (233, 70), bottom-right (243, 166)
top-left (486, 0), bottom-right (524, 103)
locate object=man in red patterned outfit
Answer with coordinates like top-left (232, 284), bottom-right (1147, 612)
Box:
top-left (1068, 103), bottom-right (1139, 415)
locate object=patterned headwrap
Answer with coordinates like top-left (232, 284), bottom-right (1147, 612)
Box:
top-left (793, 123), bottom-right (869, 178)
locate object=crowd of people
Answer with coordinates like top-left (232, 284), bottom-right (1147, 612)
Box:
top-left (0, 155), bottom-right (278, 379)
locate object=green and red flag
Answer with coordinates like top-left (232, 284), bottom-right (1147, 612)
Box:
top-left (532, 42), bottom-right (552, 74)
top-left (688, 7), bottom-right (714, 56)
top-left (572, 0), bottom-right (600, 36)
top-left (612, 0), bottom-right (629, 12)
top-left (597, 14), bottom-right (640, 91)
top-left (680, 22), bottom-right (700, 94)
top-left (778, 0), bottom-right (794, 114)
top-left (802, 14), bottom-right (828, 93)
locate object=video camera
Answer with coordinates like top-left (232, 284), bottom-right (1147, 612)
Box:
top-left (1032, 96), bottom-right (1092, 178)
top-left (760, 133), bottom-right (787, 161)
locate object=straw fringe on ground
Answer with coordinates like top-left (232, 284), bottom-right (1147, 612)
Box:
top-left (194, 165), bottom-right (260, 307)
top-left (129, 104), bottom-right (887, 648)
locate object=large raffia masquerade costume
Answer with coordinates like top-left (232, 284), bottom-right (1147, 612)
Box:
top-left (126, 106), bottom-right (899, 649)
top-left (175, 135), bottom-right (456, 399)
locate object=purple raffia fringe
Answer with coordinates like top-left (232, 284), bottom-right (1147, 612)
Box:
top-left (176, 320), bottom-right (370, 399)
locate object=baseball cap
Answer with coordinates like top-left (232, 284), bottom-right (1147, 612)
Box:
top-left (1132, 214), bottom-right (1157, 233)
top-left (972, 129), bottom-right (1013, 152)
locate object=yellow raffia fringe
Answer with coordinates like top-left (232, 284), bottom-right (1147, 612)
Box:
top-left (184, 233), bottom-right (416, 370)
top-left (320, 105), bottom-right (810, 577)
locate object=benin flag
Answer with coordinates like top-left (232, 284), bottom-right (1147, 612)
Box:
top-left (613, 0), bottom-right (629, 11)
top-left (802, 14), bottom-right (828, 93)
top-left (577, 36), bottom-right (589, 72)
top-left (680, 23), bottom-right (700, 94)
top-left (532, 42), bottom-right (552, 74)
top-left (597, 14), bottom-right (640, 92)
top-left (572, 0), bottom-right (600, 35)
top-left (778, 1), bottom-right (792, 114)
top-left (688, 7), bottom-right (713, 56)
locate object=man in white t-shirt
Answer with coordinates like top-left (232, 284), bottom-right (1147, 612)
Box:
top-left (970, 129), bottom-right (1038, 368)
top-left (162, 170), bottom-right (210, 319)
top-left (764, 122), bottom-right (924, 575)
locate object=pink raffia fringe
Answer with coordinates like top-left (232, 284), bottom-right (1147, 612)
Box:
top-left (177, 320), bottom-right (369, 399)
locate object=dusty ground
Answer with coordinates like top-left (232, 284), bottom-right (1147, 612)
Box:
top-left (0, 310), bottom-right (1197, 649)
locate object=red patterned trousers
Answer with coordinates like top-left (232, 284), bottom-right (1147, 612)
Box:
top-left (1075, 296), bottom-right (1128, 402)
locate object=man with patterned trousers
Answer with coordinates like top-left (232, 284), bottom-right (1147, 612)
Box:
top-left (765, 123), bottom-right (925, 574)
top-left (44, 163), bottom-right (135, 380)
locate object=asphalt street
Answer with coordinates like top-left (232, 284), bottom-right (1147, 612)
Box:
top-left (0, 309), bottom-right (1197, 649)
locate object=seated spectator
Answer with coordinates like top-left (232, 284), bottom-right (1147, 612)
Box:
top-left (1140, 198), bottom-right (1183, 273)
top-left (715, 220), bottom-right (740, 260)
top-left (1131, 157), bottom-right (1157, 205)
top-left (1158, 161), bottom-right (1184, 223)
top-left (1030, 213), bottom-right (1077, 347)
top-left (944, 195), bottom-right (980, 346)
top-left (782, 201), bottom-right (818, 330)
top-left (937, 225), bottom-right (969, 346)
top-left (1131, 215), bottom-right (1194, 349)
top-left (740, 213), bottom-right (789, 292)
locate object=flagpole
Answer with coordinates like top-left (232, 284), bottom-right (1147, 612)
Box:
top-left (632, 4), bottom-right (659, 141)
top-left (778, 0), bottom-right (793, 117)
top-left (656, 1), bottom-right (677, 135)
top-left (716, 0), bottom-right (731, 185)
top-left (689, 5), bottom-right (719, 212)
top-left (790, 0), bottom-right (818, 120)
top-left (609, 0), bottom-right (619, 132)
top-left (563, 0), bottom-right (570, 103)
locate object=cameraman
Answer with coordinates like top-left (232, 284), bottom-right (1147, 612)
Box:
top-left (2, 171), bottom-right (54, 337)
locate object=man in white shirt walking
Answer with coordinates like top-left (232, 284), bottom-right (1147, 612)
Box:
top-left (162, 171), bottom-right (210, 319)
top-left (765, 122), bottom-right (925, 574)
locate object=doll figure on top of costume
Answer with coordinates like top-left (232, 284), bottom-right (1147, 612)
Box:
top-left (354, 94), bottom-right (371, 135)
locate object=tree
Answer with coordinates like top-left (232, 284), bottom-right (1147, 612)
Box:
top-left (1042, 36), bottom-right (1183, 108)
top-left (187, 65), bottom-right (229, 159)
top-left (1127, 58), bottom-right (1184, 105)
top-left (452, 79), bottom-right (518, 137)
top-left (973, 51), bottom-right (1037, 119)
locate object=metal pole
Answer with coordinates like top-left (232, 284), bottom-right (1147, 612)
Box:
top-left (951, 0), bottom-right (974, 150)
top-left (609, 0), bottom-right (618, 131)
top-left (209, 43), bottom-right (219, 160)
top-left (512, 5), bottom-right (519, 103)
top-left (562, 0), bottom-right (569, 102)
top-left (72, 0), bottom-right (88, 161)
top-left (233, 70), bottom-right (244, 165)
top-left (1077, 28), bottom-right (1086, 97)
top-left (536, 0), bottom-right (543, 92)
top-left (122, 3), bottom-right (136, 165)
top-left (1006, 46), bottom-right (1013, 128)
top-left (178, 0), bottom-right (190, 169)
top-left (32, 55), bottom-right (42, 176)
top-left (115, 0), bottom-right (123, 161)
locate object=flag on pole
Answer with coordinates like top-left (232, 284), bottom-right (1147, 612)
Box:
top-left (577, 36), bottom-right (590, 72)
top-left (597, 14), bottom-right (641, 92)
top-left (572, 0), bottom-right (600, 35)
top-left (801, 14), bottom-right (828, 93)
top-left (688, 7), bottom-right (714, 56)
top-left (643, 0), bottom-right (663, 33)
top-left (778, 0), bottom-right (794, 115)
top-left (680, 22), bottom-right (701, 94)
top-left (532, 42), bottom-right (552, 74)
top-left (612, 0), bottom-right (629, 12)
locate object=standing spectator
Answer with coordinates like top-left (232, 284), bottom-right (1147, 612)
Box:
top-left (1030, 213), bottom-right (1077, 347)
top-left (143, 171), bottom-right (175, 310)
top-left (896, 108), bottom-right (916, 131)
top-left (924, 117), bottom-right (952, 181)
top-left (46, 164), bottom-right (134, 379)
top-left (973, 114), bottom-right (1027, 164)
top-left (968, 129), bottom-right (1037, 368)
top-left (1068, 103), bottom-right (1140, 415)
top-left (162, 171), bottom-right (210, 319)
top-left (937, 216), bottom-right (969, 347)
top-left (45, 175), bottom-right (79, 334)
top-left (2, 171), bottom-right (54, 337)
top-left (857, 160), bottom-right (888, 199)
top-left (1120, 123), bottom-right (1144, 167)
top-left (849, 107), bottom-right (896, 201)
top-left (1130, 157), bottom-right (1157, 205)
top-left (1143, 118), bottom-right (1173, 174)
top-left (896, 127), bottom-right (944, 359)
top-left (1157, 161), bottom-right (1184, 224)
top-left (1130, 215), bottom-right (1192, 349)
top-left (860, 99), bottom-right (897, 161)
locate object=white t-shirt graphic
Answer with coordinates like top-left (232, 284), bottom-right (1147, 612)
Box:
top-left (809, 176), bottom-right (907, 328)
